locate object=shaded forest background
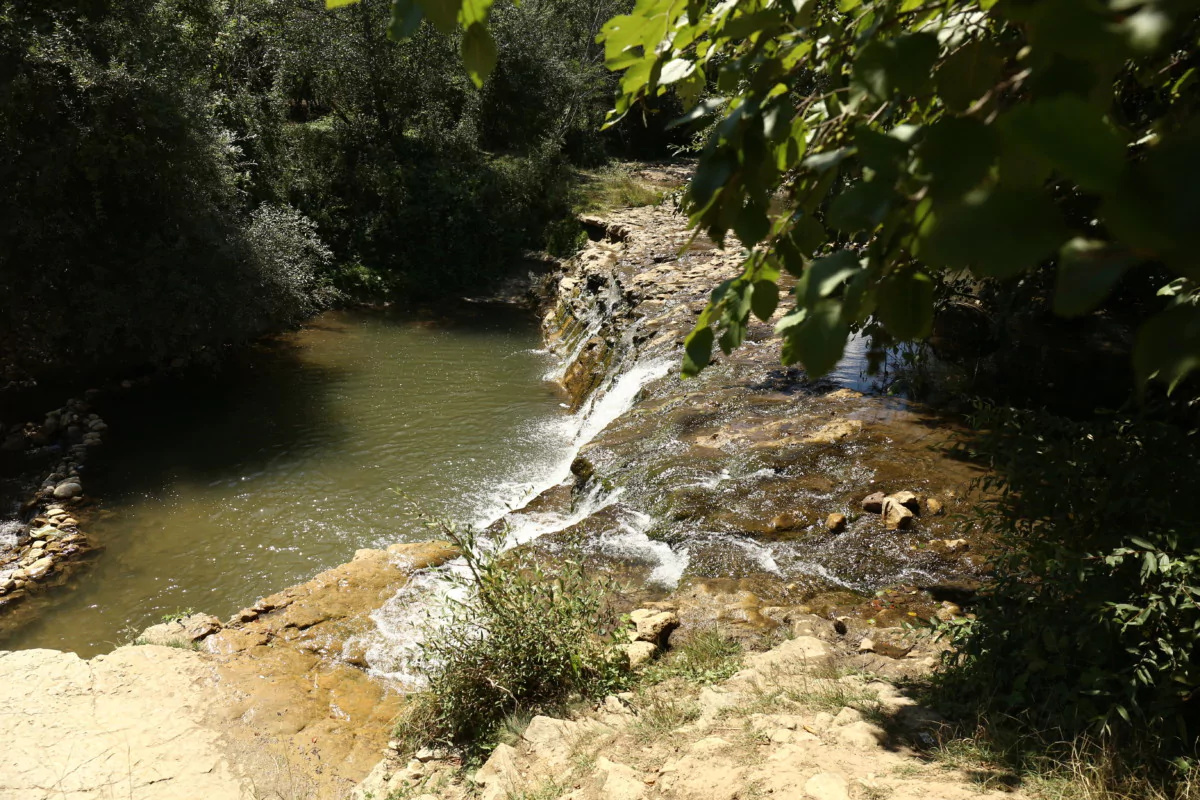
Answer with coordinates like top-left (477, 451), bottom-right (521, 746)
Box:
top-left (0, 0), bottom-right (674, 382)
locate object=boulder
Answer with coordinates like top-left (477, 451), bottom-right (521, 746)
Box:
top-left (881, 497), bottom-right (914, 530)
top-left (629, 608), bottom-right (678, 646)
top-left (474, 742), bottom-right (520, 800)
top-left (861, 492), bottom-right (886, 513)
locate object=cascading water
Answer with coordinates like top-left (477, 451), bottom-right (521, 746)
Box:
top-left (359, 336), bottom-right (679, 683)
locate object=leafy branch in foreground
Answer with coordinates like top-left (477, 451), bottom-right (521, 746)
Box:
top-left (596, 0), bottom-right (1200, 392)
top-left (394, 518), bottom-right (628, 759)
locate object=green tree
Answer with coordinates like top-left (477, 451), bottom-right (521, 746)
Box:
top-left (373, 0), bottom-right (1200, 392)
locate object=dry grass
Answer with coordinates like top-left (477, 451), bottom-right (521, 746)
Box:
top-left (571, 165), bottom-right (662, 213)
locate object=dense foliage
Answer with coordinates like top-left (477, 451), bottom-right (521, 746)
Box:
top-left (395, 522), bottom-right (628, 759)
top-left (0, 0), bottom-right (626, 379)
top-left (586, 0), bottom-right (1200, 396)
top-left (939, 405), bottom-right (1200, 765)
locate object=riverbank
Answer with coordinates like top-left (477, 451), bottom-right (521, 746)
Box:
top-left (0, 196), bottom-right (997, 798)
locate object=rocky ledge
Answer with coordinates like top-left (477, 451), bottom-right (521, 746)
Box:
top-left (514, 199), bottom-right (991, 626)
top-left (0, 541), bottom-right (456, 800)
top-left (355, 609), bottom-right (1023, 800)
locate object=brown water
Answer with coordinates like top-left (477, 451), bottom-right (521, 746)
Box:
top-left (2, 306), bottom-right (574, 656)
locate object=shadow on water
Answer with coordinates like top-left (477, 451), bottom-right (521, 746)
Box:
top-left (0, 303), bottom-right (568, 656)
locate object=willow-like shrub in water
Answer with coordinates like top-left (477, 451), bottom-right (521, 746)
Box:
top-left (395, 521), bottom-right (628, 759)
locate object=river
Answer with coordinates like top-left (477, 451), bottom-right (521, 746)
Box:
top-left (1, 305), bottom-right (575, 656)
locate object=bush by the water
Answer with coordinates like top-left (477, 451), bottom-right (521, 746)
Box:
top-left (936, 404), bottom-right (1200, 781)
top-left (395, 522), bottom-right (628, 759)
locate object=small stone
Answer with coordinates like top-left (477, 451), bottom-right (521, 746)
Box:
top-left (935, 602), bottom-right (962, 621)
top-left (857, 637), bottom-right (875, 653)
top-left (825, 513), bottom-right (847, 533)
top-left (621, 641), bottom-right (658, 669)
top-left (881, 497), bottom-right (914, 530)
top-left (804, 772), bottom-right (850, 800)
top-left (925, 497), bottom-right (944, 515)
top-left (603, 695), bottom-right (631, 715)
top-left (59, 518), bottom-right (78, 528)
top-left (629, 608), bottom-right (679, 646)
top-left (861, 492), bottom-right (886, 513)
top-left (415, 746), bottom-right (449, 762)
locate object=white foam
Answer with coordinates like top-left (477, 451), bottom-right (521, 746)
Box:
top-left (362, 353), bottom-right (673, 683)
top-left (594, 509), bottom-right (689, 589)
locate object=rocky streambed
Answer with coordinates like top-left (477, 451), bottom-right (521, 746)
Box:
top-left (0, 196), bottom-right (995, 799)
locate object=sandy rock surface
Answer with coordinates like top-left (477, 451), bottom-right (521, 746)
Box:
top-left (0, 541), bottom-right (457, 800)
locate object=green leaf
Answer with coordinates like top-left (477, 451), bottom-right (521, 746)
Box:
top-left (999, 96), bottom-right (1127, 193)
top-left (854, 33), bottom-right (939, 99)
top-left (388, 0), bottom-right (425, 39)
top-left (924, 187), bottom-right (1068, 278)
top-left (660, 58), bottom-right (696, 84)
top-left (1133, 304), bottom-right (1200, 393)
top-left (918, 117), bottom-right (998, 201)
top-left (682, 326), bottom-right (715, 378)
top-left (855, 126), bottom-right (911, 181)
top-left (828, 181), bottom-right (892, 234)
top-left (790, 214), bottom-right (826, 257)
top-left (877, 271), bottom-right (935, 340)
top-left (751, 279), bottom-right (779, 321)
top-left (1054, 238), bottom-right (1138, 317)
top-left (801, 250), bottom-right (861, 305)
top-left (936, 40), bottom-right (1004, 111)
top-left (462, 22), bottom-right (497, 87)
top-left (734, 201), bottom-right (770, 247)
top-left (422, 0), bottom-right (460, 33)
top-left (780, 299), bottom-right (849, 376)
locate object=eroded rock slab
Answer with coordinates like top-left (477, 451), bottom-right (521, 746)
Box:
top-left (0, 541), bottom-right (457, 800)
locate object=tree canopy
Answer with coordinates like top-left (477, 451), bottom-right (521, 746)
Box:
top-left (366, 0), bottom-right (1200, 394)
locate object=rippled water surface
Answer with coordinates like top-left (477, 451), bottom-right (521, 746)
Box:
top-left (3, 307), bottom-right (571, 655)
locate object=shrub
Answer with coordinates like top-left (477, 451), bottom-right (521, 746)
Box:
top-left (394, 521), bottom-right (628, 759)
top-left (936, 404), bottom-right (1200, 770)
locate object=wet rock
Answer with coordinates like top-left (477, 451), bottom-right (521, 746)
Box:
top-left (629, 608), bottom-right (678, 646)
top-left (889, 490), bottom-right (921, 512)
top-left (52, 481), bottom-right (83, 499)
top-left (881, 497), bottom-right (914, 530)
top-left (861, 492), bottom-right (886, 513)
top-left (925, 496), bottom-right (944, 515)
top-left (825, 513), bottom-right (847, 533)
top-left (25, 557), bottom-right (54, 580)
top-left (857, 637), bottom-right (875, 653)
